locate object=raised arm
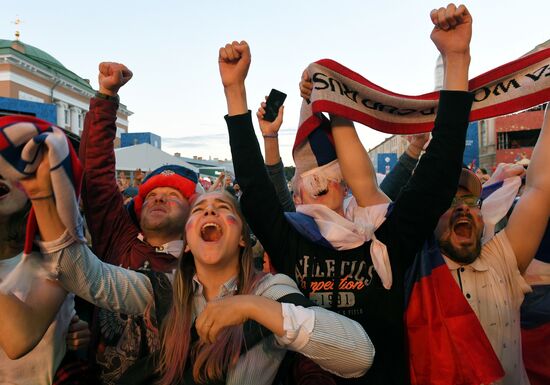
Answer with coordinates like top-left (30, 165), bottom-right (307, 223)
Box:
top-left (79, 62), bottom-right (138, 265)
top-left (209, 172), bottom-right (225, 192)
top-left (430, 4), bottom-right (471, 91)
top-left (379, 134), bottom-right (430, 200)
top-left (300, 71), bottom-right (399, 206)
top-left (257, 99), bottom-right (296, 212)
top-left (20, 154), bottom-right (152, 316)
top-left (220, 41), bottom-right (250, 116)
top-left (330, 114), bottom-right (390, 207)
top-left (505, 104), bottom-right (550, 272)
top-left (220, 41), bottom-right (297, 275)
top-left (379, 4), bottom-right (473, 262)
top-left (257, 97), bottom-right (285, 166)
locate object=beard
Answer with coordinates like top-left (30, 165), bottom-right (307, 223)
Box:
top-left (140, 207), bottom-right (186, 239)
top-left (141, 215), bottom-right (181, 235)
top-left (439, 235), bottom-right (481, 265)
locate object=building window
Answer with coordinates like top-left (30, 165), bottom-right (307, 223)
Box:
top-left (497, 129), bottom-right (540, 150)
top-left (78, 114), bottom-right (82, 129)
top-left (65, 109), bottom-right (70, 125)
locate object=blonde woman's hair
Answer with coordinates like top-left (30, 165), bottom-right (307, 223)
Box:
top-left (157, 190), bottom-right (264, 384)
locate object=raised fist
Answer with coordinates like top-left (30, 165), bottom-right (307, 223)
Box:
top-left (218, 41), bottom-right (251, 89)
top-left (20, 149), bottom-right (52, 200)
top-left (98, 62), bottom-right (133, 96)
top-left (430, 4), bottom-right (472, 57)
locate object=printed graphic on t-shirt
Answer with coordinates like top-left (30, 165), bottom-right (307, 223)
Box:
top-left (295, 254), bottom-right (375, 317)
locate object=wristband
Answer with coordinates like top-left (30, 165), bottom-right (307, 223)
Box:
top-left (262, 133), bottom-right (278, 139)
top-left (95, 92), bottom-right (120, 103)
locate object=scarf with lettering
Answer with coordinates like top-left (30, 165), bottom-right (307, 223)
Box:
top-left (295, 47), bottom-right (550, 145)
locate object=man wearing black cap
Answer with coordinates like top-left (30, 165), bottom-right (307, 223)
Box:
top-left (79, 62), bottom-right (200, 384)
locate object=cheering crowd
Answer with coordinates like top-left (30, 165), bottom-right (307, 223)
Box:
top-left (0, 4), bottom-right (549, 385)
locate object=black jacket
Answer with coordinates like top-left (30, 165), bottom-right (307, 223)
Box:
top-left (226, 91), bottom-right (474, 385)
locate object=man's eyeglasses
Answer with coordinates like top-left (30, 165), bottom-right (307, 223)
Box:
top-left (451, 195), bottom-right (481, 208)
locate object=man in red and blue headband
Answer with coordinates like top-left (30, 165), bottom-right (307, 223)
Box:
top-left (79, 62), bottom-right (199, 384)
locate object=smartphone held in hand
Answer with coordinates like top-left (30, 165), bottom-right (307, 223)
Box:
top-left (263, 89), bottom-right (287, 122)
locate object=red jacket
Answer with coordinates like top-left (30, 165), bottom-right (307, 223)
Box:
top-left (80, 97), bottom-right (176, 272)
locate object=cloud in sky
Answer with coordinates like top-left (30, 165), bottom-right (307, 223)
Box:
top-left (3, 0), bottom-right (547, 164)
top-left (163, 133), bottom-right (228, 145)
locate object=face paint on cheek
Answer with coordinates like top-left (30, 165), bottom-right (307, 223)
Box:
top-left (185, 216), bottom-right (196, 232)
top-left (166, 197), bottom-right (185, 207)
top-left (13, 181), bottom-right (25, 193)
top-left (226, 214), bottom-right (238, 226)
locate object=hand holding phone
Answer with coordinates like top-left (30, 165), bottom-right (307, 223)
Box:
top-left (263, 89), bottom-right (287, 122)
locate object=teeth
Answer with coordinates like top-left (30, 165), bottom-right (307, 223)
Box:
top-left (201, 222), bottom-right (221, 233)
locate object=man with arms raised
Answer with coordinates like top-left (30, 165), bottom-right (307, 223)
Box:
top-left (433, 104), bottom-right (550, 384)
top-left (221, 4), bottom-right (474, 384)
top-left (79, 63), bottom-right (199, 384)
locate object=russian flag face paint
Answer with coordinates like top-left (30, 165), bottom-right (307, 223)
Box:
top-left (185, 215), bottom-right (197, 233)
top-left (184, 192), bottom-right (244, 268)
top-left (13, 180), bottom-right (26, 193)
top-left (226, 214), bottom-right (238, 226)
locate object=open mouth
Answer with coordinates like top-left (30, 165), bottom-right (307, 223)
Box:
top-left (0, 180), bottom-right (10, 199)
top-left (314, 188), bottom-right (328, 197)
top-left (200, 222), bottom-right (223, 242)
top-left (453, 219), bottom-right (473, 240)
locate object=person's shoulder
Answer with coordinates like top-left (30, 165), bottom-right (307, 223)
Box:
top-left (480, 230), bottom-right (517, 272)
top-left (254, 273), bottom-right (301, 299)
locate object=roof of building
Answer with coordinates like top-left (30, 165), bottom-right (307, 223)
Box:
top-left (114, 143), bottom-right (199, 173)
top-left (184, 159), bottom-right (234, 176)
top-left (0, 39), bottom-right (94, 92)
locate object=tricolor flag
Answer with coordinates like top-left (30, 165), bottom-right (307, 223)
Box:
top-left (405, 236), bottom-right (504, 385)
top-left (0, 115), bottom-right (84, 252)
top-left (0, 115), bottom-right (84, 300)
top-left (522, 222), bottom-right (550, 385)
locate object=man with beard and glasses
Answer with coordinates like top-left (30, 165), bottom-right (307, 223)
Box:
top-left (433, 104), bottom-right (550, 385)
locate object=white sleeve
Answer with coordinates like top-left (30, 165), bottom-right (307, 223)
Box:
top-left (260, 274), bottom-right (374, 378)
top-left (37, 230), bottom-right (154, 315)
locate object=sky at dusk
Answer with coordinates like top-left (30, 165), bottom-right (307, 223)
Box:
top-left (2, 0), bottom-right (549, 164)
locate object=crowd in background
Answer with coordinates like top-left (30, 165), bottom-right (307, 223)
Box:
top-left (0, 3), bottom-right (549, 385)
